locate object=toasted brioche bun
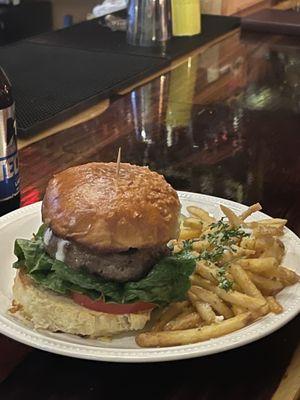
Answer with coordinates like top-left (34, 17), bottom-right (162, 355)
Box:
top-left (11, 271), bottom-right (151, 338)
top-left (42, 162), bottom-right (180, 252)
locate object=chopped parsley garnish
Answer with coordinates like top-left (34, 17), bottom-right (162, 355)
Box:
top-left (199, 219), bottom-right (249, 290)
top-left (219, 278), bottom-right (234, 291)
top-left (177, 218), bottom-right (250, 292)
top-left (199, 247), bottom-right (225, 263)
top-left (217, 267), bottom-right (233, 292)
top-left (198, 218), bottom-right (250, 264)
top-left (182, 239), bottom-right (194, 252)
top-left (199, 218), bottom-right (250, 292)
top-left (206, 218), bottom-right (250, 244)
top-left (180, 219), bottom-right (250, 291)
top-left (182, 239), bottom-right (200, 252)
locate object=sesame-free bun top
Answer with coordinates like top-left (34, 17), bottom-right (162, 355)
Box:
top-left (42, 162), bottom-right (180, 252)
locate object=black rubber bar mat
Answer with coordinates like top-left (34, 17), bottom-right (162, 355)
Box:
top-left (0, 42), bottom-right (168, 136)
top-left (2, 14), bottom-right (240, 136)
top-left (28, 14), bottom-right (240, 60)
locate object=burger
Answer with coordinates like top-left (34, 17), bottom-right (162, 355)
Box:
top-left (11, 163), bottom-right (196, 338)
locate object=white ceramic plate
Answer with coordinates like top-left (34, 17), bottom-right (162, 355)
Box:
top-left (0, 192), bottom-right (299, 363)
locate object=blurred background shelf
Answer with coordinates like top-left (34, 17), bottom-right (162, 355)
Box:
top-left (0, 1), bottom-right (289, 40)
top-left (38, 0), bottom-right (286, 30)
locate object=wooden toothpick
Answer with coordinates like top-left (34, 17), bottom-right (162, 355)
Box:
top-left (116, 147), bottom-right (121, 179)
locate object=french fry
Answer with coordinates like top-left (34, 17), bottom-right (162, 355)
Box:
top-left (255, 236), bottom-right (275, 249)
top-left (188, 292), bottom-right (216, 325)
top-left (230, 264), bottom-right (265, 299)
top-left (186, 206), bottom-right (215, 224)
top-left (192, 240), bottom-right (210, 252)
top-left (196, 262), bottom-right (219, 284)
top-left (173, 244), bottom-right (183, 254)
top-left (220, 204), bottom-right (242, 227)
top-left (238, 257), bottom-right (279, 276)
top-left (179, 228), bottom-right (201, 241)
top-left (250, 308), bottom-right (270, 319)
top-left (246, 218), bottom-right (287, 229)
top-left (196, 262), bottom-right (241, 291)
top-left (151, 302), bottom-right (189, 332)
top-left (274, 266), bottom-right (300, 286)
top-left (190, 286), bottom-right (233, 319)
top-left (136, 313), bottom-right (253, 348)
top-left (246, 272), bottom-right (284, 295)
top-left (241, 236), bottom-right (274, 257)
top-left (195, 303), bottom-right (216, 325)
top-left (231, 304), bottom-right (246, 315)
top-left (261, 238), bottom-right (285, 262)
top-left (239, 203), bottom-right (262, 221)
top-left (213, 287), bottom-right (267, 311)
top-left (141, 202), bottom-right (299, 348)
top-left (266, 296), bottom-right (283, 314)
top-left (266, 218), bottom-right (287, 227)
top-left (221, 247), bottom-right (256, 263)
top-left (192, 273), bottom-right (243, 295)
top-left (190, 274), bottom-right (213, 290)
top-left (164, 312), bottom-right (201, 331)
top-left (183, 217), bottom-right (203, 231)
top-left (253, 225), bottom-right (284, 237)
top-left (240, 236), bottom-right (257, 251)
top-left (230, 264), bottom-right (269, 315)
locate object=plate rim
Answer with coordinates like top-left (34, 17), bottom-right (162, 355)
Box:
top-left (0, 192), bottom-right (299, 363)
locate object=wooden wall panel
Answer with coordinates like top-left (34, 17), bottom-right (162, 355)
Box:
top-left (202, 0), bottom-right (274, 15)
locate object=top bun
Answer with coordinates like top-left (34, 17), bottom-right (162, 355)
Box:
top-left (42, 162), bottom-right (180, 252)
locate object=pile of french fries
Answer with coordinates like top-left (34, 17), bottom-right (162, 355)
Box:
top-left (136, 203), bottom-right (300, 348)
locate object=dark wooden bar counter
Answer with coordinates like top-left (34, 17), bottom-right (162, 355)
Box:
top-left (1, 28), bottom-right (300, 399)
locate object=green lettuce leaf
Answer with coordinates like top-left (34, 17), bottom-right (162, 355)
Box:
top-left (31, 271), bottom-right (69, 295)
top-left (13, 229), bottom-right (196, 305)
top-left (52, 260), bottom-right (124, 303)
top-left (124, 253), bottom-right (195, 304)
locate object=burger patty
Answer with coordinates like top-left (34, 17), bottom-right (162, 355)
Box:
top-left (44, 230), bottom-right (170, 283)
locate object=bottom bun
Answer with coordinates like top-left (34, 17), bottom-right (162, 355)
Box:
top-left (11, 270), bottom-right (151, 338)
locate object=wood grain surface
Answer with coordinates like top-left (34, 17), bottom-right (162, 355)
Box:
top-left (272, 343), bottom-right (300, 400)
top-left (18, 100), bottom-right (110, 150)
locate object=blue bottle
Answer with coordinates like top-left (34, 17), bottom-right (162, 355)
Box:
top-left (0, 67), bottom-right (20, 216)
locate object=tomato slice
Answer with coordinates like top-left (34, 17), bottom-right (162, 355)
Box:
top-left (72, 293), bottom-right (156, 315)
